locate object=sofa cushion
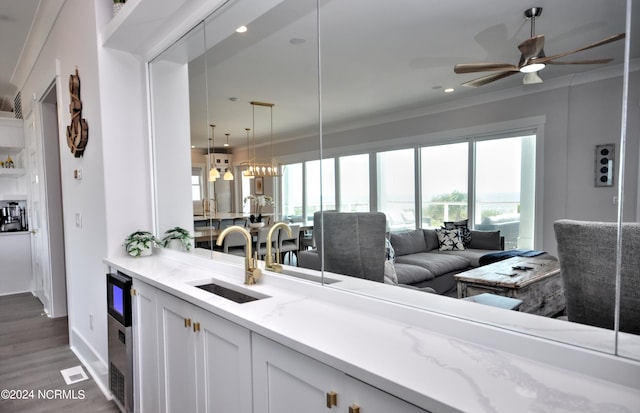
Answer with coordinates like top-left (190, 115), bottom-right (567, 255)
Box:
top-left (393, 262), bottom-right (435, 284)
top-left (422, 229), bottom-right (439, 251)
top-left (438, 249), bottom-right (501, 267)
top-left (435, 228), bottom-right (465, 251)
top-left (383, 260), bottom-right (399, 285)
top-left (385, 237), bottom-right (396, 262)
top-left (395, 252), bottom-right (470, 276)
top-left (390, 229), bottom-right (427, 256)
top-left (443, 219), bottom-right (472, 246)
top-left (468, 230), bottom-right (502, 250)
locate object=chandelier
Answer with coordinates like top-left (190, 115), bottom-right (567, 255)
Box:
top-left (241, 101), bottom-right (281, 178)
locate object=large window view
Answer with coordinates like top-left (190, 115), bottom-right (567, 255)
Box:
top-left (474, 135), bottom-right (536, 249)
top-left (281, 163), bottom-right (303, 220)
top-left (420, 143), bottom-right (468, 228)
top-left (377, 149), bottom-right (415, 231)
top-left (281, 133), bottom-right (536, 248)
top-left (338, 154), bottom-right (369, 212)
top-left (305, 159), bottom-right (336, 218)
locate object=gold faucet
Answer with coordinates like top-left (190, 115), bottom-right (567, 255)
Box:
top-left (265, 222), bottom-right (292, 273)
top-left (216, 225), bottom-right (262, 285)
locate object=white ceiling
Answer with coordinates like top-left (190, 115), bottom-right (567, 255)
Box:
top-left (2, 0), bottom-right (637, 145)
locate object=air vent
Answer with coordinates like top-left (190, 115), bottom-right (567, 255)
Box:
top-left (13, 92), bottom-right (23, 119)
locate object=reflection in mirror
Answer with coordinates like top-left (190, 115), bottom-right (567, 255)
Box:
top-left (313, 0), bottom-right (638, 359)
top-left (148, 0), bottom-right (638, 359)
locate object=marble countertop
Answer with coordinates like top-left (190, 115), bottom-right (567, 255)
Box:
top-left (105, 249), bottom-right (640, 413)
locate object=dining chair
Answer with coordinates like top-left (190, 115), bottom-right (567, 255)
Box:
top-left (255, 227), bottom-right (277, 260)
top-left (554, 219), bottom-right (640, 334)
top-left (278, 225), bottom-right (301, 265)
top-left (221, 231), bottom-right (247, 256)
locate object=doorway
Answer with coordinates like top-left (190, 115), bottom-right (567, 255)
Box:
top-left (27, 82), bottom-right (68, 318)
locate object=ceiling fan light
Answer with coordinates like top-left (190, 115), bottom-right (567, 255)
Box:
top-left (523, 72), bottom-right (543, 85)
top-left (520, 63), bottom-right (545, 73)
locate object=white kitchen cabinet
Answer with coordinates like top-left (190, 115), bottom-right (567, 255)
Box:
top-left (154, 288), bottom-right (252, 413)
top-left (252, 334), bottom-right (427, 413)
top-left (131, 281), bottom-right (160, 413)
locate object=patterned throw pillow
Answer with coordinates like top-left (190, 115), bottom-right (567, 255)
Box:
top-left (443, 219), bottom-right (471, 247)
top-left (435, 228), bottom-right (465, 251)
top-left (385, 237), bottom-right (396, 262)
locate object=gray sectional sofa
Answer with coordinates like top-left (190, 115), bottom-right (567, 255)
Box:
top-left (389, 228), bottom-right (504, 295)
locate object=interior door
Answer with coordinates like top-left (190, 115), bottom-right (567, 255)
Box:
top-left (24, 111), bottom-right (48, 307)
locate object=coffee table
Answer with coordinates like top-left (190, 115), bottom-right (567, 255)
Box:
top-left (455, 256), bottom-right (565, 316)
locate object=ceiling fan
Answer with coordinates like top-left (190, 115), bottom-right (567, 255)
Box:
top-left (454, 7), bottom-right (625, 87)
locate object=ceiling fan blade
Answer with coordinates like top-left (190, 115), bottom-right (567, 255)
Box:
top-left (518, 34), bottom-right (545, 62)
top-left (454, 63), bottom-right (520, 74)
top-left (535, 33), bottom-right (625, 64)
top-left (461, 71), bottom-right (518, 88)
top-left (547, 58), bottom-right (614, 65)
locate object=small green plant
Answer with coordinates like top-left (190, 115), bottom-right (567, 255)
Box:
top-left (124, 230), bottom-right (159, 257)
top-left (161, 227), bottom-right (193, 251)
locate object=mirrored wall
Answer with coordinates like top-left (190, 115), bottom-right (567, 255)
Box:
top-left (149, 0), bottom-right (639, 359)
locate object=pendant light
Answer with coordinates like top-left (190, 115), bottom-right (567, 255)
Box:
top-left (243, 128), bottom-right (254, 179)
top-left (224, 133), bottom-right (230, 147)
top-left (208, 124), bottom-right (220, 181)
top-left (241, 101), bottom-right (281, 177)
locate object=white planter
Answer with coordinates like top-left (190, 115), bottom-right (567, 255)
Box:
top-left (138, 246), bottom-right (152, 256)
top-left (166, 239), bottom-right (186, 252)
top-left (249, 222), bottom-right (265, 229)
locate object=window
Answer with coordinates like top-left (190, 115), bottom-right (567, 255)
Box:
top-left (339, 154), bottom-right (369, 212)
top-left (241, 172), bottom-right (252, 214)
top-left (377, 149), bottom-right (415, 231)
top-left (420, 143), bottom-right (468, 228)
top-left (282, 163), bottom-right (303, 221)
top-left (474, 135), bottom-right (535, 249)
top-left (191, 168), bottom-right (202, 201)
top-left (305, 159), bottom-right (335, 219)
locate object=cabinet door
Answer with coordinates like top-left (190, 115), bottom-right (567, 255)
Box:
top-left (157, 291), bottom-right (198, 413)
top-left (252, 333), bottom-right (344, 413)
top-left (194, 306), bottom-right (252, 413)
top-left (344, 376), bottom-right (428, 413)
top-left (131, 281), bottom-right (160, 413)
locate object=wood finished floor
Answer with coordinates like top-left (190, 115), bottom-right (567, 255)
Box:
top-left (0, 293), bottom-right (120, 413)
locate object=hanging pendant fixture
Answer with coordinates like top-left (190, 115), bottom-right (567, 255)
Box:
top-left (241, 101), bottom-right (281, 177)
top-left (208, 124), bottom-right (220, 181)
top-left (243, 128), bottom-right (255, 179)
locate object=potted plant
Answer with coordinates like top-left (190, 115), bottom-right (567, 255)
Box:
top-left (161, 227), bottom-right (193, 252)
top-left (243, 195), bottom-right (274, 227)
top-left (124, 230), bottom-right (159, 257)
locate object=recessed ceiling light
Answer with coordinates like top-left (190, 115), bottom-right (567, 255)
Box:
top-left (236, 25), bottom-right (247, 33)
top-left (444, 88), bottom-right (455, 93)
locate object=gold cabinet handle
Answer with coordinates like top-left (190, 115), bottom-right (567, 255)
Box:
top-left (184, 318), bottom-right (191, 328)
top-left (349, 404), bottom-right (360, 413)
top-left (193, 322), bottom-right (200, 332)
top-left (130, 289), bottom-right (137, 296)
top-left (326, 391), bottom-right (337, 408)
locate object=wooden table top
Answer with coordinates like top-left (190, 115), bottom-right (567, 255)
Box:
top-left (454, 256), bottom-right (560, 289)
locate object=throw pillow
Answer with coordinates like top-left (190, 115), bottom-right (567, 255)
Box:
top-left (385, 237), bottom-right (396, 263)
top-left (443, 219), bottom-right (472, 247)
top-left (383, 259), bottom-right (399, 285)
top-left (435, 228), bottom-right (465, 251)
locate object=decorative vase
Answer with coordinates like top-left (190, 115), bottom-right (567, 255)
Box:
top-left (112, 2), bottom-right (125, 17)
top-left (249, 222), bottom-right (265, 229)
top-left (167, 239), bottom-right (186, 252)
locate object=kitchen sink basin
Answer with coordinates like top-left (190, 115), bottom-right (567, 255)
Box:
top-left (194, 281), bottom-right (269, 304)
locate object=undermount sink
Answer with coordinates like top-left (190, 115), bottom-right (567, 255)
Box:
top-left (192, 280), bottom-right (270, 304)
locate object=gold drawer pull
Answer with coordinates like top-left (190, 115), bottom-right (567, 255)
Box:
top-left (184, 318), bottom-right (191, 328)
top-left (193, 322), bottom-right (200, 332)
top-left (349, 404), bottom-right (360, 413)
top-left (326, 391), bottom-right (337, 408)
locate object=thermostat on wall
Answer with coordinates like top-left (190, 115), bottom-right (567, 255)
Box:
top-left (595, 144), bottom-right (614, 187)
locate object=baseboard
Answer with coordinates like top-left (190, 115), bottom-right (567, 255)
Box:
top-left (69, 328), bottom-right (113, 401)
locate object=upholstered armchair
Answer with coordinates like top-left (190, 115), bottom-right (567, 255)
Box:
top-left (298, 211), bottom-right (387, 282)
top-left (553, 219), bottom-right (640, 334)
